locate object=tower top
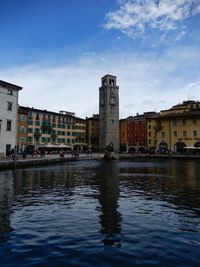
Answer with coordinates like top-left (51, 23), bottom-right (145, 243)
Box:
top-left (101, 74), bottom-right (117, 87)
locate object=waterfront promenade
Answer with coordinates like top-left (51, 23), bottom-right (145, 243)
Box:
top-left (1, 152), bottom-right (200, 170)
top-left (0, 153), bottom-right (104, 170)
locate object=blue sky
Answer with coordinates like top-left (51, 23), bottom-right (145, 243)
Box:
top-left (1, 0), bottom-right (200, 118)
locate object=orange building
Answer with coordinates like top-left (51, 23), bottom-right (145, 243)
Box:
top-left (17, 106), bottom-right (28, 152)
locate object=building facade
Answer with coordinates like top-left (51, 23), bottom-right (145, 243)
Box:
top-left (127, 114), bottom-right (147, 152)
top-left (155, 101), bottom-right (200, 152)
top-left (99, 74), bottom-right (119, 152)
top-left (86, 114), bottom-right (99, 151)
top-left (17, 106), bottom-right (77, 151)
top-left (119, 119), bottom-right (128, 152)
top-left (0, 80), bottom-right (22, 156)
top-left (74, 117), bottom-right (87, 151)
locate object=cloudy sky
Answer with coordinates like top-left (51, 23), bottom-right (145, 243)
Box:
top-left (1, 0), bottom-right (200, 118)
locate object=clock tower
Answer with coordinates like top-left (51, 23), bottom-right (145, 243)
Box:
top-left (99, 74), bottom-right (119, 152)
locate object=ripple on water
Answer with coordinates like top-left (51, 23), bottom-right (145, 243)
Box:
top-left (0, 159), bottom-right (200, 266)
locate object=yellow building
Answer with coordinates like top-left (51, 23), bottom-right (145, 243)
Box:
top-left (155, 101), bottom-right (200, 153)
top-left (86, 114), bottom-right (99, 151)
top-left (144, 112), bottom-right (158, 149)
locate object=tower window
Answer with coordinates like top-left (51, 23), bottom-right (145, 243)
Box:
top-left (7, 120), bottom-right (12, 131)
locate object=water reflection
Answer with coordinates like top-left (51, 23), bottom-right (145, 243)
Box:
top-left (118, 159), bottom-right (200, 213)
top-left (0, 159), bottom-right (200, 266)
top-left (95, 161), bottom-right (122, 247)
top-left (0, 171), bottom-right (14, 242)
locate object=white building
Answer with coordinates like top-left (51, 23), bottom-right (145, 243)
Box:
top-left (0, 80), bottom-right (22, 157)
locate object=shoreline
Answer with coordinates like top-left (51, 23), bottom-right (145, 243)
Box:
top-left (0, 153), bottom-right (200, 171)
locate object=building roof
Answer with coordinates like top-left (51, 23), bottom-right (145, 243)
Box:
top-left (101, 74), bottom-right (116, 79)
top-left (19, 106), bottom-right (75, 118)
top-left (86, 114), bottom-right (99, 120)
top-left (0, 80), bottom-right (22, 91)
top-left (158, 110), bottom-right (200, 119)
top-left (126, 111), bottom-right (159, 121)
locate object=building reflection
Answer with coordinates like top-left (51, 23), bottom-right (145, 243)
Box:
top-left (95, 161), bottom-right (122, 248)
top-left (0, 165), bottom-right (76, 244)
top-left (119, 159), bottom-right (200, 215)
top-left (0, 171), bottom-right (14, 243)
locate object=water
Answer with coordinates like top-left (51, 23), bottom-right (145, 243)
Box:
top-left (0, 159), bottom-right (200, 267)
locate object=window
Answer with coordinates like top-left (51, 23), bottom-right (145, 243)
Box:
top-left (8, 89), bottom-right (13, 95)
top-left (6, 120), bottom-right (11, 131)
top-left (36, 113), bottom-right (40, 120)
top-left (183, 119), bottom-right (186, 126)
top-left (20, 126), bottom-right (26, 133)
top-left (20, 114), bottom-right (26, 121)
top-left (148, 132), bottom-right (151, 137)
top-left (148, 125), bottom-right (151, 129)
top-left (149, 139), bottom-right (151, 145)
top-left (183, 131), bottom-right (187, 137)
top-left (7, 102), bottom-right (12, 111)
top-left (161, 132), bottom-right (165, 138)
top-left (20, 137), bottom-right (24, 143)
top-left (193, 119), bottom-right (197, 125)
top-left (173, 131), bottom-right (177, 137)
top-left (172, 120), bottom-right (177, 126)
top-left (193, 131), bottom-right (197, 137)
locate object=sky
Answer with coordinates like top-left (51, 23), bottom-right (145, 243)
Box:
top-left (1, 0), bottom-right (200, 118)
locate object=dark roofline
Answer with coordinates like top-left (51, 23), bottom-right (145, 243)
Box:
top-left (0, 80), bottom-right (22, 90)
top-left (86, 116), bottom-right (99, 120)
top-left (101, 74), bottom-right (116, 79)
top-left (159, 110), bottom-right (200, 119)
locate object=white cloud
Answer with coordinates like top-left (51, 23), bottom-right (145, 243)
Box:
top-left (175, 30), bottom-right (186, 41)
top-left (104, 0), bottom-right (200, 37)
top-left (1, 47), bottom-right (200, 119)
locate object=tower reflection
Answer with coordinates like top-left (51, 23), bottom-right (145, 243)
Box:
top-left (95, 161), bottom-right (122, 247)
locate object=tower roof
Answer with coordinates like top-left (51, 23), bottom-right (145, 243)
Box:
top-left (101, 74), bottom-right (116, 79)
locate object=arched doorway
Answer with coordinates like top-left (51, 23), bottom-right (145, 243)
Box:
top-left (159, 142), bottom-right (168, 153)
top-left (128, 147), bottom-right (136, 154)
top-left (175, 142), bottom-right (186, 154)
top-left (194, 141), bottom-right (200, 147)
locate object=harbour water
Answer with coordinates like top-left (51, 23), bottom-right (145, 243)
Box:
top-left (0, 159), bottom-right (200, 266)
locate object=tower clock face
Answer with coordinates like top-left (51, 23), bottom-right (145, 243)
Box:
top-left (110, 97), bottom-right (115, 105)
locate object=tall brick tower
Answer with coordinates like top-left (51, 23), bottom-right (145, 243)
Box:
top-left (99, 74), bottom-right (119, 152)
